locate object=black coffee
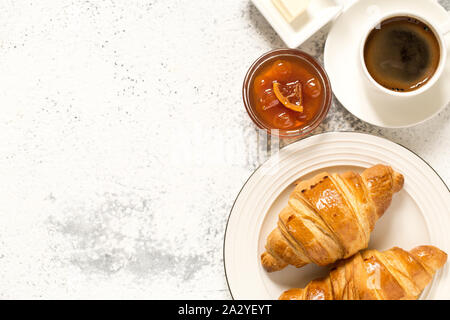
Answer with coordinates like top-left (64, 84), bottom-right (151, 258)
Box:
top-left (364, 16), bottom-right (440, 92)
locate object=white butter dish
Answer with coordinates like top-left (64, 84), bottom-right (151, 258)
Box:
top-left (251, 0), bottom-right (344, 48)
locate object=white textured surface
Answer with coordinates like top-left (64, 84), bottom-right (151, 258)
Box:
top-left (0, 0), bottom-right (448, 299)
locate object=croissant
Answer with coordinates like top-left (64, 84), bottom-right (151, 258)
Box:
top-left (279, 245), bottom-right (447, 300)
top-left (261, 164), bottom-right (404, 272)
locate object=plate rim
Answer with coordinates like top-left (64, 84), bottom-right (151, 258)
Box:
top-left (223, 131), bottom-right (449, 300)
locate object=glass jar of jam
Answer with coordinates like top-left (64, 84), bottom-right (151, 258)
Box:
top-left (243, 49), bottom-right (332, 138)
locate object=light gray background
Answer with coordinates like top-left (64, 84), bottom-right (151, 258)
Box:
top-left (0, 0), bottom-right (448, 299)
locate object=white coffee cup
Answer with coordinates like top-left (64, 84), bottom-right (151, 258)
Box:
top-left (360, 11), bottom-right (450, 97)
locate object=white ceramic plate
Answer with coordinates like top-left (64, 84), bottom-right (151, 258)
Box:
top-left (324, 0), bottom-right (450, 128)
top-left (251, 0), bottom-right (343, 48)
top-left (224, 132), bottom-right (450, 300)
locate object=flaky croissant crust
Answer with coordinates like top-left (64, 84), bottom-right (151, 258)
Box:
top-left (279, 245), bottom-right (448, 300)
top-left (262, 165), bottom-right (404, 272)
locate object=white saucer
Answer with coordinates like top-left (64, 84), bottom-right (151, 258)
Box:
top-left (324, 0), bottom-right (450, 128)
top-left (251, 0), bottom-right (344, 48)
top-left (224, 132), bottom-right (450, 300)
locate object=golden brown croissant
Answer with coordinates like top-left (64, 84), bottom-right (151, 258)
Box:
top-left (261, 164), bottom-right (404, 272)
top-left (279, 245), bottom-right (447, 300)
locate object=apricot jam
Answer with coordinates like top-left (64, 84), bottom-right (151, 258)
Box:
top-left (251, 56), bottom-right (324, 130)
top-left (243, 50), bottom-right (331, 137)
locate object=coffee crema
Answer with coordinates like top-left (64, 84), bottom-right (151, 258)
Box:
top-left (364, 16), bottom-right (440, 92)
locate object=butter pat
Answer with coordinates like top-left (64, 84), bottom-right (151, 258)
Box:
top-left (272, 0), bottom-right (310, 23)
